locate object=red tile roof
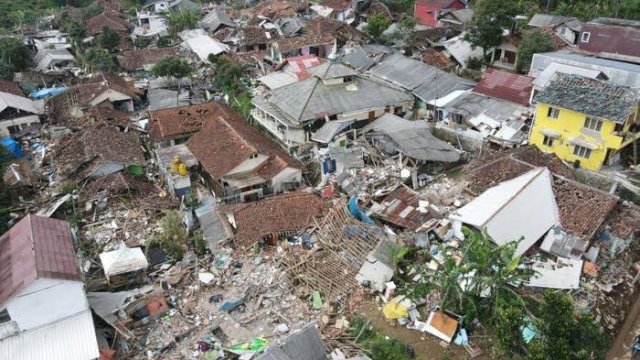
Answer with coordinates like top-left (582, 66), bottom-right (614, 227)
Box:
top-left (222, 192), bottom-right (327, 248)
top-left (0, 80), bottom-right (23, 96)
top-left (578, 23), bottom-right (640, 61)
top-left (473, 68), bottom-right (534, 106)
top-left (0, 215), bottom-right (80, 306)
top-left (86, 12), bottom-right (131, 35)
top-left (148, 102), bottom-right (222, 141)
top-left (185, 104), bottom-right (302, 181)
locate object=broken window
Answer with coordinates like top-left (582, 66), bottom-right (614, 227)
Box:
top-left (547, 107), bottom-right (560, 119)
top-left (0, 309), bottom-right (10, 323)
top-left (573, 145), bottom-right (592, 159)
top-left (542, 135), bottom-right (554, 147)
top-left (584, 117), bottom-right (603, 132)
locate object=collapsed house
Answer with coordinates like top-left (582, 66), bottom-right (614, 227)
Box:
top-left (180, 29), bottom-right (229, 63)
top-left (46, 73), bottom-right (142, 123)
top-left (147, 102), bottom-right (221, 148)
top-left (199, 8), bottom-right (235, 34)
top-left (50, 122), bottom-right (146, 179)
top-left (0, 215), bottom-right (99, 360)
top-left (99, 244), bottom-right (149, 288)
top-left (218, 192), bottom-right (326, 249)
top-left (0, 88), bottom-right (41, 138)
top-left (186, 104), bottom-right (303, 201)
top-left (32, 47), bottom-right (76, 73)
top-left (252, 61), bottom-right (413, 155)
top-left (117, 47), bottom-right (179, 72)
top-left (361, 113), bottom-right (461, 170)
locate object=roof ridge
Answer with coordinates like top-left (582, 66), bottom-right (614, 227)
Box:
top-left (480, 167), bottom-right (547, 227)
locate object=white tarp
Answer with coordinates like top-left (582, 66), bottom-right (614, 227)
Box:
top-left (452, 168), bottom-right (559, 257)
top-left (99, 243), bottom-right (149, 277)
top-left (526, 257), bottom-right (583, 289)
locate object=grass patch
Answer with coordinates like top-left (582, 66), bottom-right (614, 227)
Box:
top-left (351, 316), bottom-right (415, 360)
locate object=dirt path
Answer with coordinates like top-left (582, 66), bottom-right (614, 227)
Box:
top-left (357, 301), bottom-right (490, 360)
top-left (607, 291), bottom-right (640, 360)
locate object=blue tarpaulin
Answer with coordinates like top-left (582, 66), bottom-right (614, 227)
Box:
top-left (1, 138), bottom-right (23, 158)
top-left (29, 86), bottom-right (66, 100)
top-left (348, 196), bottom-right (374, 225)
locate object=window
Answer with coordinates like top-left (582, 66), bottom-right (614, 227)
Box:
top-left (451, 113), bottom-right (463, 125)
top-left (581, 32), bottom-right (591, 42)
top-left (542, 136), bottom-right (554, 147)
top-left (584, 117), bottom-right (603, 132)
top-left (560, 27), bottom-right (566, 35)
top-left (547, 107), bottom-right (560, 119)
top-left (249, 153), bottom-right (258, 159)
top-left (573, 145), bottom-right (592, 159)
top-left (7, 125), bottom-right (20, 134)
top-left (0, 309), bottom-right (10, 323)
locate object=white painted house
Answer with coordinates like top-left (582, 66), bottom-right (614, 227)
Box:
top-left (0, 215), bottom-right (99, 360)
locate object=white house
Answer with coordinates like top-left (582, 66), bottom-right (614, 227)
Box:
top-left (0, 90), bottom-right (41, 138)
top-left (0, 215), bottom-right (99, 360)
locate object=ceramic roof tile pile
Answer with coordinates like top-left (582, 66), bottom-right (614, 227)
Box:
top-left (117, 47), bottom-right (179, 71)
top-left (223, 192), bottom-right (327, 248)
top-left (602, 202), bottom-right (640, 239)
top-left (0, 215), bottom-right (80, 305)
top-left (148, 102), bottom-right (223, 141)
top-left (535, 73), bottom-right (638, 123)
top-left (552, 177), bottom-right (618, 240)
top-left (0, 80), bottom-right (23, 96)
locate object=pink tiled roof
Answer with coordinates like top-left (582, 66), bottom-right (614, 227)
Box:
top-left (0, 215), bottom-right (80, 306)
top-left (473, 68), bottom-right (534, 106)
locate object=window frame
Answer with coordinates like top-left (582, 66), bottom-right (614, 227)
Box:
top-left (581, 32), bottom-right (591, 42)
top-left (573, 145), bottom-right (592, 159)
top-left (583, 117), bottom-right (603, 132)
top-left (542, 135), bottom-right (554, 147)
top-left (547, 107), bottom-right (560, 119)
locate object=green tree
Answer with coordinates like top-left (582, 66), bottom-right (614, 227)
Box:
top-left (165, 9), bottom-right (199, 35)
top-left (0, 38), bottom-right (31, 79)
top-left (157, 36), bottom-right (172, 48)
top-left (85, 48), bottom-right (119, 72)
top-left (68, 22), bottom-right (87, 50)
top-left (516, 31), bottom-right (553, 73)
top-left (465, 0), bottom-right (521, 62)
top-left (530, 291), bottom-right (608, 360)
top-left (151, 210), bottom-right (187, 260)
top-left (364, 14), bottom-right (392, 40)
top-left (152, 56), bottom-right (192, 79)
top-left (494, 303), bottom-right (526, 357)
top-left (134, 36), bottom-right (152, 49)
top-left (98, 26), bottom-right (121, 52)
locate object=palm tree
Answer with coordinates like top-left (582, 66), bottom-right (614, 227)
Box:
top-left (165, 10), bottom-right (199, 36)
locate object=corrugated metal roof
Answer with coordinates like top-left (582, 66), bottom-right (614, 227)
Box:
top-left (578, 22), bottom-right (640, 63)
top-left (257, 322), bottom-right (326, 360)
top-left (532, 62), bottom-right (607, 89)
top-left (258, 71), bottom-right (299, 90)
top-left (362, 113), bottom-right (460, 162)
top-left (527, 14), bottom-right (575, 28)
top-left (529, 51), bottom-right (640, 88)
top-left (311, 119), bottom-right (355, 143)
top-left (0, 309), bottom-right (99, 360)
top-left (526, 258), bottom-right (583, 290)
top-left (473, 68), bottom-right (533, 106)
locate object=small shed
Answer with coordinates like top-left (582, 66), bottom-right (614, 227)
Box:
top-left (99, 244), bottom-right (149, 287)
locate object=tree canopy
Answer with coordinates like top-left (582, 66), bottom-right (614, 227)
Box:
top-left (165, 9), bottom-right (199, 35)
top-left (152, 56), bottom-right (192, 79)
top-left (98, 26), bottom-right (121, 52)
top-left (516, 31), bottom-right (553, 73)
top-left (465, 0), bottom-right (523, 61)
top-left (364, 14), bottom-right (392, 40)
top-left (0, 38), bottom-right (32, 79)
top-left (85, 47), bottom-right (119, 73)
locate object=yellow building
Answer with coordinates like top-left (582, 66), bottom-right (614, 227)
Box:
top-left (530, 74), bottom-right (640, 171)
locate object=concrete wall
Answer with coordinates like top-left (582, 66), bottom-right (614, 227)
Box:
top-left (0, 115), bottom-right (40, 138)
top-left (6, 279), bottom-right (88, 331)
top-left (530, 102), bottom-right (635, 170)
top-left (271, 166), bottom-right (303, 193)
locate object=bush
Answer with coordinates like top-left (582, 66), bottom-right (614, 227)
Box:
top-left (134, 36), bottom-right (152, 49)
top-left (193, 232), bottom-right (206, 256)
top-left (149, 210), bottom-right (187, 261)
top-left (467, 57), bottom-right (483, 70)
top-left (364, 14), bottom-right (392, 40)
top-left (157, 36), bottom-right (172, 48)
